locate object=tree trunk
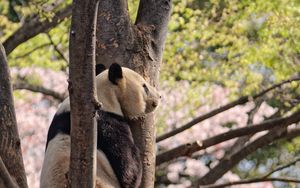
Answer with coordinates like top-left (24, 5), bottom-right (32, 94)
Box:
top-left (0, 43), bottom-right (28, 187)
top-left (96, 0), bottom-right (172, 187)
top-left (0, 156), bottom-right (18, 188)
top-left (68, 0), bottom-right (99, 187)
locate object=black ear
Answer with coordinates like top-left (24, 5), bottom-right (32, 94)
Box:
top-left (95, 64), bottom-right (106, 75)
top-left (109, 63), bottom-right (123, 85)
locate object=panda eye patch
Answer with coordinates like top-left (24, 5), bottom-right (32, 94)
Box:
top-left (143, 84), bottom-right (149, 94)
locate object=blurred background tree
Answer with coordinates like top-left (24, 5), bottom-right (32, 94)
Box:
top-left (0, 0), bottom-right (300, 187)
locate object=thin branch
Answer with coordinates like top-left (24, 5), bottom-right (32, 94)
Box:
top-left (46, 33), bottom-right (69, 64)
top-left (198, 128), bottom-right (300, 187)
top-left (201, 177), bottom-right (300, 188)
top-left (223, 99), bottom-right (264, 156)
top-left (156, 109), bottom-right (300, 166)
top-left (262, 157), bottom-right (300, 178)
top-left (0, 157), bottom-right (18, 188)
top-left (13, 82), bottom-right (66, 101)
top-left (198, 108), bottom-right (292, 185)
top-left (3, 5), bottom-right (72, 55)
top-left (156, 77), bottom-right (300, 143)
top-left (197, 127), bottom-right (287, 185)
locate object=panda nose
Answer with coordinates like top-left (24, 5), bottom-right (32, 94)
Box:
top-left (152, 102), bottom-right (158, 108)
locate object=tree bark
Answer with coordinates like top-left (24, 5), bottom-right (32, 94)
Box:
top-left (0, 43), bottom-right (28, 187)
top-left (96, 0), bottom-right (172, 187)
top-left (68, 0), bottom-right (99, 187)
top-left (0, 156), bottom-right (18, 188)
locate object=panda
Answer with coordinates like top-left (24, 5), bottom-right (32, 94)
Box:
top-left (40, 63), bottom-right (160, 188)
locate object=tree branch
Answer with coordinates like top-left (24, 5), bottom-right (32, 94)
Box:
top-left (197, 127), bottom-right (287, 185)
top-left (201, 177), bottom-right (300, 188)
top-left (135, 0), bottom-right (172, 60)
top-left (262, 157), bottom-right (300, 178)
top-left (0, 43), bottom-right (28, 187)
top-left (222, 99), bottom-right (264, 158)
top-left (156, 109), bottom-right (300, 166)
top-left (0, 157), bottom-right (18, 188)
top-left (156, 77), bottom-right (300, 143)
top-left (95, 1), bottom-right (172, 187)
top-left (68, 0), bottom-right (99, 186)
top-left (13, 82), bottom-right (66, 101)
top-left (197, 109), bottom-right (291, 185)
top-left (3, 5), bottom-right (72, 55)
top-left (46, 33), bottom-right (69, 64)
top-left (96, 0), bottom-right (132, 67)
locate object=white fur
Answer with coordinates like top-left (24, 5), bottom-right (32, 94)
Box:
top-left (40, 133), bottom-right (120, 188)
top-left (55, 97), bottom-right (70, 115)
top-left (96, 67), bottom-right (160, 119)
top-left (41, 66), bottom-right (160, 187)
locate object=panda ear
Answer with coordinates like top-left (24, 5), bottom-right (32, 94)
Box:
top-left (95, 64), bottom-right (106, 76)
top-left (109, 63), bottom-right (123, 85)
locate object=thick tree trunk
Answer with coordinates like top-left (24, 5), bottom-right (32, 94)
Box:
top-left (0, 156), bottom-right (18, 188)
top-left (96, 0), bottom-right (171, 187)
top-left (0, 43), bottom-right (28, 187)
top-left (68, 0), bottom-right (99, 187)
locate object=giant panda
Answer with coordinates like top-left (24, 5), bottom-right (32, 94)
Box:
top-left (40, 63), bottom-right (160, 188)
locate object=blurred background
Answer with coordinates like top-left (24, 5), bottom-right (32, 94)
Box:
top-left (0, 0), bottom-right (300, 187)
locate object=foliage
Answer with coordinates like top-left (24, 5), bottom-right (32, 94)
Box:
top-left (0, 0), bottom-right (300, 187)
top-left (162, 0), bottom-right (300, 97)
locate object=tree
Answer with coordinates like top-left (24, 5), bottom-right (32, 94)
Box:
top-left (1, 0), bottom-right (300, 188)
top-left (0, 0), bottom-right (172, 187)
top-left (68, 0), bottom-right (99, 187)
top-left (0, 42), bottom-right (28, 187)
top-left (95, 0), bottom-right (172, 186)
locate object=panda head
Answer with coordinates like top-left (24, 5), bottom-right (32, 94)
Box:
top-left (96, 63), bottom-right (160, 119)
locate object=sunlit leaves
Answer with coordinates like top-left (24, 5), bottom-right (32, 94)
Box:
top-left (162, 0), bottom-right (300, 97)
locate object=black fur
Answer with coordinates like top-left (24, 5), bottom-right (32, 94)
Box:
top-left (45, 111), bottom-right (70, 149)
top-left (45, 110), bottom-right (142, 188)
top-left (97, 111), bottom-right (142, 188)
top-left (109, 63), bottom-right (123, 85)
top-left (96, 64), bottom-right (106, 76)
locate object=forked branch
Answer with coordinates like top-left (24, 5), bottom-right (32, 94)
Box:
top-left (4, 5), bottom-right (72, 55)
top-left (156, 109), bottom-right (300, 165)
top-left (156, 77), bottom-right (300, 143)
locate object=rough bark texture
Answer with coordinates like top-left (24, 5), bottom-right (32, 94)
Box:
top-left (0, 43), bottom-right (28, 187)
top-left (0, 156), bottom-right (18, 188)
top-left (68, 0), bottom-right (99, 187)
top-left (96, 0), bottom-right (172, 187)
